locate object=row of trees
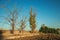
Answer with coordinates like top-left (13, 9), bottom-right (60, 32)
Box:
top-left (39, 24), bottom-right (59, 34)
top-left (0, 4), bottom-right (59, 34)
top-left (0, 5), bottom-right (36, 34)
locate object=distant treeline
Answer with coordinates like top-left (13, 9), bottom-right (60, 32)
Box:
top-left (39, 24), bottom-right (60, 34)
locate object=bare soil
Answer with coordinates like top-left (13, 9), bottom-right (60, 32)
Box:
top-left (5, 33), bottom-right (60, 40)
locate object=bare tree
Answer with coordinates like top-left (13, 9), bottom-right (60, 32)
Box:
top-left (0, 0), bottom-right (24, 34)
top-left (29, 8), bottom-right (36, 33)
top-left (9, 9), bottom-right (18, 34)
top-left (19, 16), bottom-right (27, 33)
top-left (0, 5), bottom-right (18, 34)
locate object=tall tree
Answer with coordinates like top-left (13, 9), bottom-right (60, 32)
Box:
top-left (0, 5), bottom-right (18, 34)
top-left (29, 8), bottom-right (36, 33)
top-left (9, 9), bottom-right (18, 34)
top-left (0, 1), bottom-right (22, 34)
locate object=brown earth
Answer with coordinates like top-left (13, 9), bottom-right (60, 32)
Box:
top-left (5, 33), bottom-right (60, 40)
top-left (0, 30), bottom-right (60, 40)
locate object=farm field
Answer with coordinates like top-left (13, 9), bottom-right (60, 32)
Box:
top-left (0, 32), bottom-right (60, 40)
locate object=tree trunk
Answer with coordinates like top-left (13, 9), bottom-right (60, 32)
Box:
top-left (11, 23), bottom-right (14, 34)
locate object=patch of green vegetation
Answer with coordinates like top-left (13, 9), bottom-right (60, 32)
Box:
top-left (39, 24), bottom-right (59, 34)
